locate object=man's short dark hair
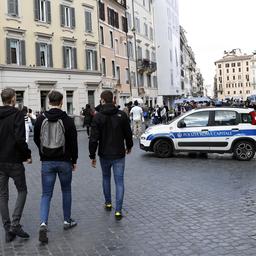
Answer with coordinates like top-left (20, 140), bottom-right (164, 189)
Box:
top-left (134, 100), bottom-right (139, 106)
top-left (101, 90), bottom-right (113, 104)
top-left (1, 88), bottom-right (16, 105)
top-left (48, 90), bottom-right (63, 106)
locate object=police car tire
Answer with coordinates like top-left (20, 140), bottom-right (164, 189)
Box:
top-left (233, 140), bottom-right (255, 161)
top-left (153, 139), bottom-right (173, 158)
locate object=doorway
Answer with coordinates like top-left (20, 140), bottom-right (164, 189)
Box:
top-left (88, 90), bottom-right (95, 107)
top-left (40, 91), bottom-right (50, 111)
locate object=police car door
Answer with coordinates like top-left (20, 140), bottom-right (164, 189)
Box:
top-left (208, 110), bottom-right (239, 152)
top-left (175, 110), bottom-right (211, 151)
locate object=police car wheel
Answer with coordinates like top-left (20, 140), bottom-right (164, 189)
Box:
top-left (153, 139), bottom-right (173, 158)
top-left (233, 141), bottom-right (255, 161)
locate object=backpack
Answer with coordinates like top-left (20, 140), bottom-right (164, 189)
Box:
top-left (40, 116), bottom-right (65, 157)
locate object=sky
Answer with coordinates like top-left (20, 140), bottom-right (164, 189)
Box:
top-left (179, 0), bottom-right (256, 89)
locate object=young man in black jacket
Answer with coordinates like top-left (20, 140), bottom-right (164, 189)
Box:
top-left (0, 88), bottom-right (32, 242)
top-left (89, 90), bottom-right (133, 220)
top-left (34, 90), bottom-right (78, 243)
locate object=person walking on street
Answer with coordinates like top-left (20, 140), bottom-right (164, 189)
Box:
top-left (130, 101), bottom-right (143, 138)
top-left (34, 90), bottom-right (78, 243)
top-left (0, 88), bottom-right (32, 243)
top-left (82, 104), bottom-right (94, 137)
top-left (89, 90), bottom-right (133, 220)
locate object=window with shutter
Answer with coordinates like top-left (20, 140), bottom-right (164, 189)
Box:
top-left (7, 39), bottom-right (24, 65)
top-left (39, 0), bottom-right (46, 22)
top-left (8, 0), bottom-right (18, 16)
top-left (99, 2), bottom-right (105, 21)
top-left (122, 16), bottom-right (128, 33)
top-left (85, 10), bottom-right (92, 33)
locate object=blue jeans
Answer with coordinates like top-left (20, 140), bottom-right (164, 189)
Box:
top-left (100, 157), bottom-right (125, 212)
top-left (40, 161), bottom-right (72, 224)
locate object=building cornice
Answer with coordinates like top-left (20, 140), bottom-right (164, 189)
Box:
top-left (4, 27), bottom-right (26, 35)
top-left (34, 32), bottom-right (53, 38)
top-left (0, 65), bottom-right (101, 76)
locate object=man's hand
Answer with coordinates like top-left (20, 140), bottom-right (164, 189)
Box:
top-left (26, 158), bottom-right (32, 164)
top-left (126, 148), bottom-right (132, 155)
top-left (72, 164), bottom-right (77, 171)
top-left (91, 159), bottom-right (97, 168)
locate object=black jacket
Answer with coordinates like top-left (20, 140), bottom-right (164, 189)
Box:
top-left (89, 104), bottom-right (133, 160)
top-left (0, 106), bottom-right (31, 163)
top-left (34, 108), bottom-right (78, 164)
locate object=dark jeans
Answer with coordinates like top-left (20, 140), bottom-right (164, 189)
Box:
top-left (40, 161), bottom-right (72, 224)
top-left (99, 157), bottom-right (125, 212)
top-left (0, 163), bottom-right (27, 230)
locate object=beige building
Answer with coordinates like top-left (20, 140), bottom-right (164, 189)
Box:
top-left (215, 49), bottom-right (252, 100)
top-left (99, 0), bottom-right (130, 108)
top-left (0, 0), bottom-right (101, 114)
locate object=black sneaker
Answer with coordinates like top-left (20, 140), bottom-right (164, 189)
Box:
top-left (9, 225), bottom-right (29, 238)
top-left (5, 230), bottom-right (16, 243)
top-left (63, 219), bottom-right (77, 230)
top-left (39, 224), bottom-right (48, 244)
top-left (115, 211), bottom-right (123, 220)
top-left (104, 203), bottom-right (112, 211)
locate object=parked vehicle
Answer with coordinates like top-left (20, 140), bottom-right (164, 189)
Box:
top-left (140, 107), bottom-right (256, 161)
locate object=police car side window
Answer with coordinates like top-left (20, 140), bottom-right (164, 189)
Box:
top-left (241, 113), bottom-right (252, 123)
top-left (181, 111), bottom-right (210, 128)
top-left (214, 110), bottom-right (237, 126)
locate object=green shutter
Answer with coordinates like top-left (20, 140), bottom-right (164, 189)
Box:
top-left (60, 5), bottom-right (65, 27)
top-left (93, 51), bottom-right (98, 71)
top-left (48, 44), bottom-right (53, 67)
top-left (34, 0), bottom-right (39, 20)
top-left (6, 38), bottom-right (11, 64)
top-left (86, 50), bottom-right (90, 70)
top-left (35, 42), bottom-right (41, 66)
top-left (72, 48), bottom-right (77, 69)
top-left (46, 0), bottom-right (51, 24)
top-left (8, 0), bottom-right (18, 16)
top-left (85, 11), bottom-right (92, 32)
top-left (63, 46), bottom-right (66, 68)
top-left (71, 8), bottom-right (76, 28)
top-left (20, 40), bottom-right (26, 66)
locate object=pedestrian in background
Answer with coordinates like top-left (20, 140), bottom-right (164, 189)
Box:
top-left (82, 104), bottom-right (94, 138)
top-left (0, 88), bottom-right (32, 243)
top-left (22, 106), bottom-right (30, 143)
top-left (34, 90), bottom-right (78, 243)
top-left (130, 100), bottom-right (143, 138)
top-left (89, 90), bottom-right (133, 220)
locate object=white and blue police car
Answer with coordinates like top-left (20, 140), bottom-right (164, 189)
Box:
top-left (140, 107), bottom-right (256, 161)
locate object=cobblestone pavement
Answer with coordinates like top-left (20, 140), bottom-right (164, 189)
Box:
top-left (1, 132), bottom-right (256, 256)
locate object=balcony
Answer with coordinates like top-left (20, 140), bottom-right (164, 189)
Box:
top-left (113, 0), bottom-right (126, 8)
top-left (137, 59), bottom-right (157, 74)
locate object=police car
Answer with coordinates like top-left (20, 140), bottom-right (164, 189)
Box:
top-left (140, 107), bottom-right (256, 161)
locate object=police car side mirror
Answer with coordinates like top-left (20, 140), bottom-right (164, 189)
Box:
top-left (178, 121), bottom-right (186, 128)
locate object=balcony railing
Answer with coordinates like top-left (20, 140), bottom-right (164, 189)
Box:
top-left (113, 0), bottom-right (126, 8)
top-left (137, 59), bottom-right (157, 74)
